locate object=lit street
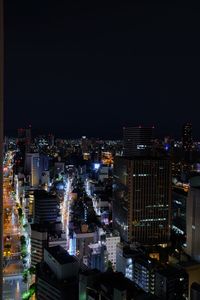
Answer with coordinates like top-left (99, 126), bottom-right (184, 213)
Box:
top-left (3, 150), bottom-right (28, 297)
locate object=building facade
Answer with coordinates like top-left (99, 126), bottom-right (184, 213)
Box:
top-left (186, 178), bottom-right (200, 262)
top-left (123, 126), bottom-right (153, 157)
top-left (113, 156), bottom-right (171, 244)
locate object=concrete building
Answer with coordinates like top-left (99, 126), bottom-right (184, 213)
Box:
top-left (116, 243), bottom-right (156, 294)
top-left (97, 229), bottom-right (121, 270)
top-left (79, 269), bottom-right (161, 300)
top-left (73, 230), bottom-right (95, 262)
top-left (123, 126), bottom-right (153, 157)
top-left (116, 244), bottom-right (188, 298)
top-left (31, 223), bottom-right (67, 266)
top-left (186, 177), bottom-right (200, 262)
top-left (36, 246), bottom-right (80, 300)
top-left (87, 243), bottom-right (108, 272)
top-left (34, 190), bottom-right (59, 224)
top-left (182, 122), bottom-right (192, 151)
top-left (113, 156), bottom-right (171, 244)
top-left (25, 152), bottom-right (40, 187)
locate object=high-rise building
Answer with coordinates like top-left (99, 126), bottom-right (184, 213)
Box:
top-left (182, 122), bottom-right (192, 150)
top-left (98, 229), bottom-right (120, 270)
top-left (72, 230), bottom-right (95, 262)
top-left (113, 156), bottom-right (171, 244)
top-left (87, 243), bottom-right (108, 272)
top-left (17, 126), bottom-right (32, 152)
top-left (123, 126), bottom-right (153, 157)
top-left (116, 243), bottom-right (157, 294)
top-left (34, 190), bottom-right (60, 224)
top-left (186, 177), bottom-right (200, 262)
top-left (25, 152), bottom-right (40, 187)
top-left (31, 223), bottom-right (67, 266)
top-left (36, 246), bottom-right (80, 300)
top-left (79, 269), bottom-right (160, 300)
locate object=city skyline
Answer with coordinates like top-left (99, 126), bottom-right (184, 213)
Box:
top-left (4, 1), bottom-right (200, 138)
top-left (3, 1), bottom-right (200, 299)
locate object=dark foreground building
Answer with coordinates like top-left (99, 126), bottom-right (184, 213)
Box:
top-left (36, 246), bottom-right (80, 300)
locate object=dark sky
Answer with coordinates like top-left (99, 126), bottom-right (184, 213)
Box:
top-left (4, 1), bottom-right (200, 138)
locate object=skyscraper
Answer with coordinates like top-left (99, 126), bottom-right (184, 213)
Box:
top-left (36, 246), bottom-right (80, 300)
top-left (17, 126), bottom-right (32, 152)
top-left (34, 190), bottom-right (60, 224)
top-left (182, 122), bottom-right (192, 150)
top-left (123, 126), bottom-right (153, 157)
top-left (186, 177), bottom-right (200, 262)
top-left (113, 156), bottom-right (171, 244)
top-left (25, 153), bottom-right (40, 187)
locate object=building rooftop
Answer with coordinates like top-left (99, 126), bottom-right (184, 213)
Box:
top-left (46, 246), bottom-right (77, 265)
top-left (31, 222), bottom-right (63, 234)
top-left (156, 265), bottom-right (187, 277)
top-left (33, 189), bottom-right (57, 199)
top-left (36, 261), bottom-right (78, 290)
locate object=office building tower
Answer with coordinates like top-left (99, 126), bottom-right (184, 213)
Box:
top-left (17, 126), bottom-right (32, 152)
top-left (116, 243), bottom-right (139, 278)
top-left (87, 243), bottom-right (108, 272)
top-left (182, 122), bottom-right (192, 150)
top-left (190, 282), bottom-right (200, 300)
top-left (98, 229), bottom-right (120, 270)
top-left (113, 156), bottom-right (171, 244)
top-left (39, 154), bottom-right (49, 175)
top-left (123, 126), bottom-right (153, 157)
top-left (186, 177), bottom-right (200, 262)
top-left (25, 152), bottom-right (40, 187)
top-left (31, 223), bottom-right (66, 266)
top-left (34, 190), bottom-right (60, 224)
top-left (72, 229), bottom-right (95, 262)
top-left (31, 225), bottom-right (48, 267)
top-left (36, 246), bottom-right (80, 300)
top-left (116, 243), bottom-right (156, 294)
top-left (134, 258), bottom-right (156, 294)
top-left (79, 269), bottom-right (160, 300)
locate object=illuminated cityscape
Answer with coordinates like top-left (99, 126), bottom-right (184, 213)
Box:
top-left (2, 1), bottom-right (200, 300)
top-left (1, 125), bottom-right (200, 299)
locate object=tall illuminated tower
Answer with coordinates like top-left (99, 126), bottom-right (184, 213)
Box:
top-left (123, 126), bottom-right (153, 157)
top-left (0, 0), bottom-right (4, 296)
top-left (113, 127), bottom-right (171, 245)
top-left (113, 156), bottom-right (171, 244)
top-left (182, 122), bottom-right (192, 150)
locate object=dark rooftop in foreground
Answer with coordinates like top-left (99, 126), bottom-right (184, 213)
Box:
top-left (156, 265), bottom-right (187, 277)
top-left (46, 246), bottom-right (77, 265)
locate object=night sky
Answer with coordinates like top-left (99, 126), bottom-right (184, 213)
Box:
top-left (4, 1), bottom-right (200, 138)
